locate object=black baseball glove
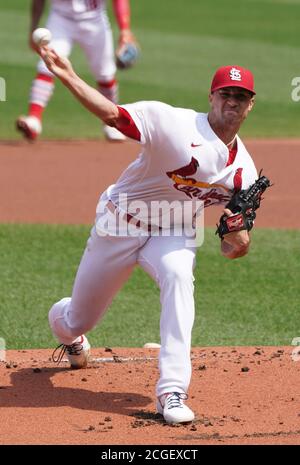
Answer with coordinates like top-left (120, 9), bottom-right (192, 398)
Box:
top-left (216, 171), bottom-right (271, 239)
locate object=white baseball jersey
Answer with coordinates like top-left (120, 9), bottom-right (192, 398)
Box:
top-left (102, 101), bottom-right (258, 226)
top-left (51, 0), bottom-right (105, 20)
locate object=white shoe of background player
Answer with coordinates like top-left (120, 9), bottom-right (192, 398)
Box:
top-left (103, 124), bottom-right (126, 141)
top-left (16, 115), bottom-right (42, 141)
top-left (156, 392), bottom-right (195, 424)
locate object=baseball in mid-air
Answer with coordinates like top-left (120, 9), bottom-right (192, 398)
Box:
top-left (32, 28), bottom-right (52, 47)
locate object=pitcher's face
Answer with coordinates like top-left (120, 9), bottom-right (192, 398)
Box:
top-left (209, 87), bottom-right (254, 125)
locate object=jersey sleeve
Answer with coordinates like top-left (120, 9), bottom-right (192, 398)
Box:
top-left (116, 101), bottom-right (175, 146)
top-left (116, 106), bottom-right (141, 141)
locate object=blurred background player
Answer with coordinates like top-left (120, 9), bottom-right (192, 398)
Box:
top-left (16, 0), bottom-right (137, 142)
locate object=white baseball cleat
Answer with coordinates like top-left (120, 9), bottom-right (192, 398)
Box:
top-left (157, 392), bottom-right (195, 424)
top-left (16, 115), bottom-right (42, 141)
top-left (103, 124), bottom-right (126, 141)
top-left (52, 335), bottom-right (91, 369)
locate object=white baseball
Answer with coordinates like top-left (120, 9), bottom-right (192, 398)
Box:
top-left (32, 28), bottom-right (52, 47)
top-left (143, 342), bottom-right (161, 349)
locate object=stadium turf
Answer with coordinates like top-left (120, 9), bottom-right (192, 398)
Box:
top-left (0, 225), bottom-right (298, 349)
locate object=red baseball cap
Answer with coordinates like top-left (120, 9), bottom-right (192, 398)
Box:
top-left (211, 65), bottom-right (255, 95)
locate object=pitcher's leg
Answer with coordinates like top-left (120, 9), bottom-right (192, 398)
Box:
top-left (49, 227), bottom-right (142, 345)
top-left (138, 236), bottom-right (196, 396)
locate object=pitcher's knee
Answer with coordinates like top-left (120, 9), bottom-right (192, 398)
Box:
top-left (48, 297), bottom-right (74, 342)
top-left (49, 300), bottom-right (94, 342)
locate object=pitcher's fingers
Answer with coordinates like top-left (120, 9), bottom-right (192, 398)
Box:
top-left (40, 46), bottom-right (50, 60)
top-left (40, 45), bottom-right (57, 59)
top-left (223, 208), bottom-right (233, 217)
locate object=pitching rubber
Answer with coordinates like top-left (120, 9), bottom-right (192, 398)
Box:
top-left (143, 342), bottom-right (161, 349)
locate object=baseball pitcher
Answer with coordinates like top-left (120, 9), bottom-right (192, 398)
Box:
top-left (40, 47), bottom-right (270, 424)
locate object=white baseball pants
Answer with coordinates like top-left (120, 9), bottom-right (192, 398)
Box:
top-left (49, 219), bottom-right (197, 397)
top-left (37, 9), bottom-right (116, 82)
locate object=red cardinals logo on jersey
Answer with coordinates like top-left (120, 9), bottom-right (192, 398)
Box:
top-left (166, 157), bottom-right (231, 206)
top-left (166, 157), bottom-right (199, 183)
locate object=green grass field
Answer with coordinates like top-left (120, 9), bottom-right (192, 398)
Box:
top-left (0, 225), bottom-right (299, 349)
top-left (1, 0), bottom-right (300, 139)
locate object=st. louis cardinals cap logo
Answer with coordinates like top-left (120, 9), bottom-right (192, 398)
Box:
top-left (210, 65), bottom-right (255, 94)
top-left (229, 67), bottom-right (242, 81)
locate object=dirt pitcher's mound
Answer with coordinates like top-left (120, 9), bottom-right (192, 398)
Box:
top-left (1, 346), bottom-right (300, 445)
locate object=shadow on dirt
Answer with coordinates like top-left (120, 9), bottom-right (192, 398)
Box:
top-left (0, 367), bottom-right (152, 417)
